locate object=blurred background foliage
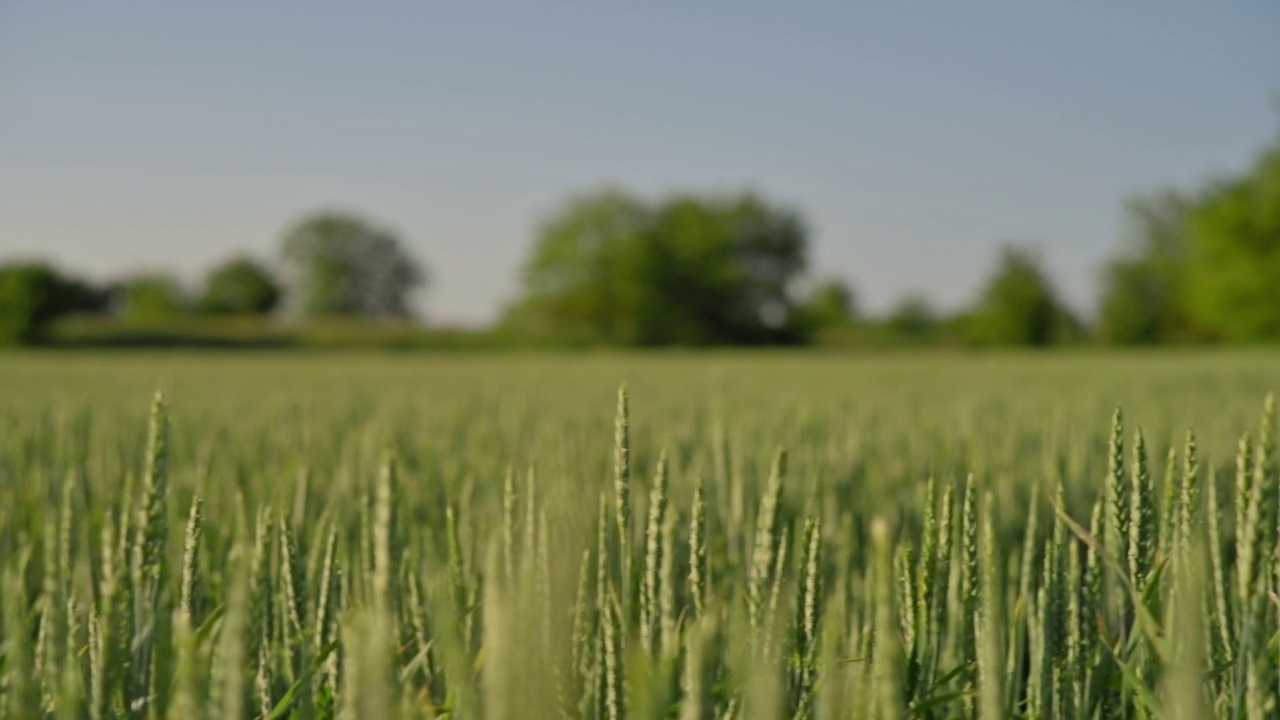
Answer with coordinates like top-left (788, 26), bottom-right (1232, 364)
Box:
top-left (4, 131), bottom-right (1280, 350)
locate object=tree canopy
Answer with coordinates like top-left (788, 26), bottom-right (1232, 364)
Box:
top-left (1095, 135), bottom-right (1280, 344)
top-left (281, 212), bottom-right (426, 319)
top-left (119, 274), bottom-right (188, 321)
top-left (1097, 191), bottom-right (1192, 344)
top-left (0, 262), bottom-right (109, 344)
top-left (885, 294), bottom-right (938, 342)
top-left (966, 245), bottom-right (1080, 347)
top-left (200, 257), bottom-right (281, 315)
top-left (507, 188), bottom-right (810, 346)
top-left (1180, 145), bottom-right (1280, 341)
top-left (797, 278), bottom-right (858, 332)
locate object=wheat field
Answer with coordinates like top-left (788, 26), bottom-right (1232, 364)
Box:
top-left (1, 350), bottom-right (1277, 719)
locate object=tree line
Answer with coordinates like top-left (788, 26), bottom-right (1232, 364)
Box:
top-left (0, 214), bottom-right (425, 344)
top-left (3, 132), bottom-right (1278, 348)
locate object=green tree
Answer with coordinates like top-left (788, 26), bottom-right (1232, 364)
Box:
top-left (884, 294), bottom-right (937, 341)
top-left (1180, 144), bottom-right (1280, 341)
top-left (280, 212), bottom-right (426, 319)
top-left (507, 188), bottom-right (809, 345)
top-left (511, 189), bottom-right (653, 343)
top-left (0, 262), bottom-right (108, 345)
top-left (200, 257), bottom-right (281, 315)
top-left (643, 192), bottom-right (808, 344)
top-left (120, 274), bottom-right (188, 321)
top-left (1098, 262), bottom-right (1167, 344)
top-left (966, 244), bottom-right (1077, 346)
top-left (1097, 191), bottom-right (1192, 344)
top-left (798, 278), bottom-right (858, 332)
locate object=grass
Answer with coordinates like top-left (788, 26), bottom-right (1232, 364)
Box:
top-left (0, 349), bottom-right (1278, 718)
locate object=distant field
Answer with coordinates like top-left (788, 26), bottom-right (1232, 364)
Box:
top-left (0, 350), bottom-right (1276, 717)
top-left (3, 350), bottom-right (1274, 482)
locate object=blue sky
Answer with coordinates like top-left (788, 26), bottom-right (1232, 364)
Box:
top-left (2, 2), bottom-right (1278, 324)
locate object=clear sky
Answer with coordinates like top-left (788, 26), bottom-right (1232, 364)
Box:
top-left (2, 2), bottom-right (1278, 324)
